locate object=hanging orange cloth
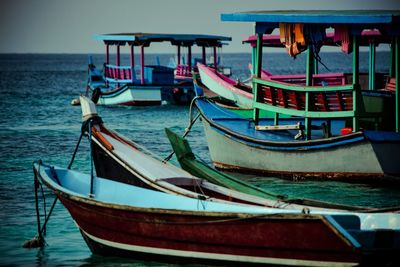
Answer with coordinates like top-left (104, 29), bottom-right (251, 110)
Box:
top-left (279, 23), bottom-right (307, 57)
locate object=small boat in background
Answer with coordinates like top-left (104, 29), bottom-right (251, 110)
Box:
top-left (33, 161), bottom-right (400, 266)
top-left (86, 33), bottom-right (231, 105)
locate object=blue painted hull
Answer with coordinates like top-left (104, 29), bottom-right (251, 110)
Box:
top-left (195, 98), bottom-right (400, 181)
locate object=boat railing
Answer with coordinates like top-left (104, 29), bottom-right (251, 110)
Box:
top-left (253, 77), bottom-right (355, 119)
top-left (175, 64), bottom-right (198, 78)
top-left (262, 73), bottom-right (346, 87)
top-left (104, 64), bottom-right (135, 83)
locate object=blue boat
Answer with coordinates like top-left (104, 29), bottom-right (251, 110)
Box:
top-left (195, 10), bottom-right (400, 181)
top-left (33, 161), bottom-right (400, 266)
top-left (86, 33), bottom-right (231, 105)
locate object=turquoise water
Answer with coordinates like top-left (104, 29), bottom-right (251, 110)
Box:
top-left (0, 53), bottom-right (399, 266)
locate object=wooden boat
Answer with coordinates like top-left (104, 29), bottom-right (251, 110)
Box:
top-left (165, 127), bottom-right (380, 212)
top-left (194, 10), bottom-right (400, 181)
top-left (80, 96), bottom-right (331, 209)
top-left (200, 30), bottom-right (394, 116)
top-left (33, 161), bottom-right (400, 266)
top-left (197, 62), bottom-right (254, 108)
top-left (87, 33), bottom-right (231, 105)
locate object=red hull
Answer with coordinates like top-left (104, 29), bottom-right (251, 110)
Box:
top-left (59, 195), bottom-right (361, 266)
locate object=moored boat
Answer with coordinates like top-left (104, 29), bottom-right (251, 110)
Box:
top-left (33, 161), bottom-right (400, 266)
top-left (194, 10), bottom-right (400, 181)
top-left (87, 33), bottom-right (231, 105)
top-left (80, 95), bottom-right (330, 209)
top-left (165, 127), bottom-right (386, 211)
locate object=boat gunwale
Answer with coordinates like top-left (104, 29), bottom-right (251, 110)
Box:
top-left (34, 162), bottom-right (329, 220)
top-left (195, 98), bottom-right (366, 149)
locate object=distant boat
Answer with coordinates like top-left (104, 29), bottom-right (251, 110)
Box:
top-left (33, 161), bottom-right (400, 266)
top-left (194, 10), bottom-right (400, 181)
top-left (86, 33), bottom-right (231, 105)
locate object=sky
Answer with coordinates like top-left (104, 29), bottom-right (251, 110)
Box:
top-left (0, 0), bottom-right (399, 54)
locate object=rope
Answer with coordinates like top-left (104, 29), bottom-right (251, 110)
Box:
top-left (88, 120), bottom-right (95, 198)
top-left (164, 96), bottom-right (202, 162)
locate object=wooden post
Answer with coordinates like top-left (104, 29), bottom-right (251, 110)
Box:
top-left (352, 35), bottom-right (360, 132)
top-left (368, 42), bottom-right (376, 90)
top-left (253, 33), bottom-right (263, 126)
top-left (305, 47), bottom-right (314, 140)
top-left (141, 45), bottom-right (145, 84)
top-left (130, 44), bottom-right (134, 83)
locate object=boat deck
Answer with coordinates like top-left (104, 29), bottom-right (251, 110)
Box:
top-left (196, 98), bottom-right (352, 143)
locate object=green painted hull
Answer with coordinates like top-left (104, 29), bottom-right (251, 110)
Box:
top-left (165, 128), bottom-right (373, 211)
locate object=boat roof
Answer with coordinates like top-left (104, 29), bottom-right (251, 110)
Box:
top-left (95, 33), bottom-right (232, 47)
top-left (222, 10), bottom-right (400, 35)
top-left (222, 10), bottom-right (400, 24)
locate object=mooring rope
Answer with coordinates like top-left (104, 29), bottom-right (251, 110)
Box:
top-left (163, 96), bottom-right (202, 162)
top-left (23, 118), bottom-right (92, 248)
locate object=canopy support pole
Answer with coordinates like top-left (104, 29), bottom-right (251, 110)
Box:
top-left (188, 45), bottom-right (192, 72)
top-left (352, 35), bottom-right (360, 132)
top-left (130, 45), bottom-right (135, 83)
top-left (368, 42), bottom-right (376, 90)
top-left (105, 44), bottom-right (109, 87)
top-left (395, 37), bottom-right (399, 132)
top-left (253, 33), bottom-right (263, 126)
top-left (116, 45), bottom-right (120, 87)
top-left (177, 45), bottom-right (181, 65)
top-left (202, 46), bottom-right (206, 64)
top-left (305, 46), bottom-right (314, 140)
top-left (213, 47), bottom-right (217, 69)
top-left (141, 45), bottom-right (145, 84)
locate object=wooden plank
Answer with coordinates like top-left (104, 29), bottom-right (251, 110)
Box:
top-left (255, 123), bottom-right (301, 131)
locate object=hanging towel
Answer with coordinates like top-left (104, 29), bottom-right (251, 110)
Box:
top-left (279, 23), bottom-right (307, 57)
top-left (334, 25), bottom-right (352, 54)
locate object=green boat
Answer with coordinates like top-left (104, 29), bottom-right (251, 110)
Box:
top-left (165, 128), bottom-right (386, 212)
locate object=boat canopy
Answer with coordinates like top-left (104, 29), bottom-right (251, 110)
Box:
top-left (222, 10), bottom-right (400, 34)
top-left (95, 33), bottom-right (232, 47)
top-left (221, 10), bottom-right (400, 136)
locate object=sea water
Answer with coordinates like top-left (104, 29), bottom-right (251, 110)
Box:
top-left (0, 52), bottom-right (399, 266)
